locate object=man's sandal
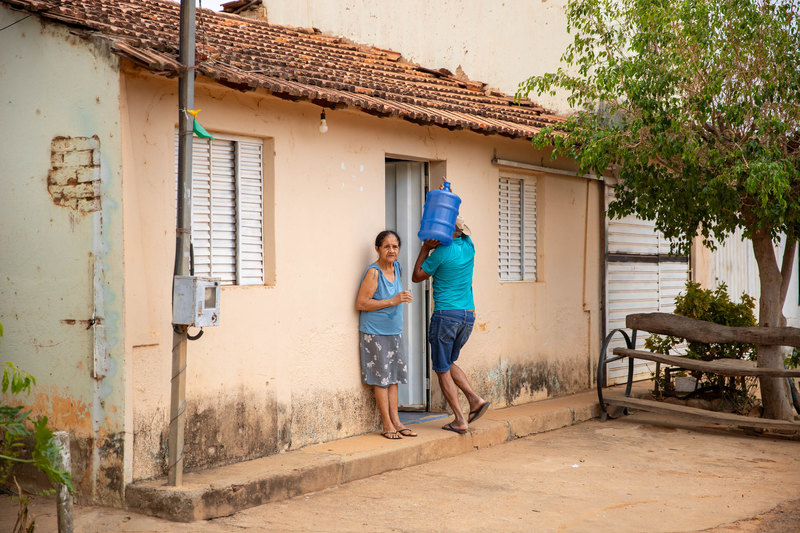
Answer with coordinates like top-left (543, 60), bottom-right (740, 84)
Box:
top-left (397, 428), bottom-right (418, 437)
top-left (381, 431), bottom-right (402, 440)
top-left (467, 402), bottom-right (491, 423)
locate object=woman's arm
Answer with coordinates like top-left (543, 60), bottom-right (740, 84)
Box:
top-left (356, 268), bottom-right (412, 311)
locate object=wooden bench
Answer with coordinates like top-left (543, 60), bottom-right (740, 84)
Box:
top-left (598, 313), bottom-right (800, 434)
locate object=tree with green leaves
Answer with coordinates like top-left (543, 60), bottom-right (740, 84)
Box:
top-left (519, 0), bottom-right (800, 419)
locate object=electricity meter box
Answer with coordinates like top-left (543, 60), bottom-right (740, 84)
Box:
top-left (172, 276), bottom-right (221, 327)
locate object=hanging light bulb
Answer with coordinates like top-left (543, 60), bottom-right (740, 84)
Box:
top-left (319, 109), bottom-right (329, 134)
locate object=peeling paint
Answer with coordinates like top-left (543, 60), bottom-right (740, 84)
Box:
top-left (66, 432), bottom-right (124, 506)
top-left (505, 361), bottom-right (563, 402)
top-left (31, 389), bottom-right (94, 436)
top-left (60, 318), bottom-right (101, 329)
top-left (127, 365), bottom-right (590, 485)
top-left (70, 435), bottom-right (93, 499)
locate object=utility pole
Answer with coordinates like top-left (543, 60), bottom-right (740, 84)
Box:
top-left (169, 0), bottom-right (195, 487)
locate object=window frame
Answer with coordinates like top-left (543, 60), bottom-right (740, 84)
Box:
top-left (498, 173), bottom-right (537, 282)
top-left (175, 132), bottom-right (266, 286)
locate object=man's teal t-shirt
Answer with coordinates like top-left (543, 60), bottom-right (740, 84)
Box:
top-left (421, 235), bottom-right (475, 311)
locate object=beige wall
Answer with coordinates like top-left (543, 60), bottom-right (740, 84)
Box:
top-left (260, 0), bottom-right (574, 114)
top-left (122, 65), bottom-right (603, 482)
top-left (0, 8), bottom-right (126, 504)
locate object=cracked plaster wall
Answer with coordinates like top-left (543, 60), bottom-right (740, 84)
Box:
top-left (0, 8), bottom-right (126, 505)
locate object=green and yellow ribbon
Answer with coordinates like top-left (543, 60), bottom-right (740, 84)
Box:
top-left (186, 109), bottom-right (214, 139)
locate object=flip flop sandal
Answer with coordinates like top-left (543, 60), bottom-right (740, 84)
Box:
top-left (467, 402), bottom-right (491, 424)
top-left (397, 428), bottom-right (418, 437)
top-left (381, 431), bottom-right (402, 440)
top-left (441, 422), bottom-right (467, 435)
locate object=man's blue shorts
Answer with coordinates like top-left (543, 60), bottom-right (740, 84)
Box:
top-left (429, 309), bottom-right (475, 373)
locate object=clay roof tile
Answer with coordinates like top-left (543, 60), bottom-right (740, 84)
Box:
top-left (3, 0), bottom-right (566, 137)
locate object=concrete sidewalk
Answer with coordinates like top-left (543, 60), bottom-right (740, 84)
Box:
top-left (126, 389), bottom-right (602, 522)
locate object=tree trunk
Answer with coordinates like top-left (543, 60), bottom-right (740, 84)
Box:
top-left (751, 229), bottom-right (793, 420)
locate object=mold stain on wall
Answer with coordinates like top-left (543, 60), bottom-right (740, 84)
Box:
top-left (28, 389), bottom-right (123, 504)
top-left (289, 387), bottom-right (378, 449)
top-left (54, 431), bottom-right (125, 506)
top-left (182, 393), bottom-right (278, 470)
top-left (472, 358), bottom-right (589, 409)
top-left (131, 386), bottom-right (382, 481)
top-left (97, 432), bottom-right (125, 497)
top-left (141, 389), bottom-right (286, 474)
top-left (132, 407), bottom-right (169, 480)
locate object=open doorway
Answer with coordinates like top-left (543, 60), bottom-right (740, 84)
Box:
top-left (385, 159), bottom-right (427, 410)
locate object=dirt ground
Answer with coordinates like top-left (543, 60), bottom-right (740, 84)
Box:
top-left (707, 499), bottom-right (800, 532)
top-left (2, 411), bottom-right (799, 532)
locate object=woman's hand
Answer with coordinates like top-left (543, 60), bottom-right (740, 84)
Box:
top-left (356, 271), bottom-right (412, 311)
top-left (393, 290), bottom-right (413, 305)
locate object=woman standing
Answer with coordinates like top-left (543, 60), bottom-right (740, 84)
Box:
top-left (356, 230), bottom-right (417, 439)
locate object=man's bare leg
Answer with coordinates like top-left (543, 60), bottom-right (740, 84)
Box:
top-left (450, 363), bottom-right (486, 413)
top-left (436, 370), bottom-right (468, 430)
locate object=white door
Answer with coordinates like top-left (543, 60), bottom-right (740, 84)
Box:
top-left (605, 187), bottom-right (690, 385)
top-left (385, 161), bottom-right (427, 409)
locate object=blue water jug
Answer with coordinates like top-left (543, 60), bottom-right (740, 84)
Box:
top-left (417, 181), bottom-right (461, 245)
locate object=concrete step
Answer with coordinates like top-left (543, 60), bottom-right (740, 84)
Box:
top-left (126, 390), bottom-right (602, 522)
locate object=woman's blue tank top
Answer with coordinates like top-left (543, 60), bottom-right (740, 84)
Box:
top-left (359, 261), bottom-right (404, 335)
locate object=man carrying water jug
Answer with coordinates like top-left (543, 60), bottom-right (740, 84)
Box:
top-left (412, 179), bottom-right (490, 435)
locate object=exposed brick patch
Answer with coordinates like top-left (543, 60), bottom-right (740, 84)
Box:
top-left (47, 135), bottom-right (101, 213)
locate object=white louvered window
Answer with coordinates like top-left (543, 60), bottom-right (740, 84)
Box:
top-left (498, 175), bottom-right (537, 281)
top-left (175, 134), bottom-right (265, 286)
